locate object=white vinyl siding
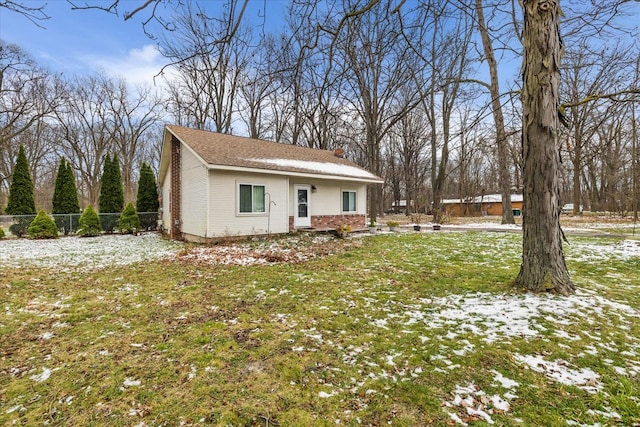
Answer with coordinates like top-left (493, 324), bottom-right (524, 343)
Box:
top-left (180, 146), bottom-right (209, 237)
top-left (209, 171), bottom-right (289, 237)
top-left (290, 181), bottom-right (367, 216)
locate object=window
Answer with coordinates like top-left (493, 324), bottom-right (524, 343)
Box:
top-left (239, 184), bottom-right (266, 213)
top-left (342, 190), bottom-right (357, 212)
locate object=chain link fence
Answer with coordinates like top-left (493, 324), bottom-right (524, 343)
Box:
top-left (0, 212), bottom-right (158, 237)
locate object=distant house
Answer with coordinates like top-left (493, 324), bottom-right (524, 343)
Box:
top-left (158, 125), bottom-right (383, 242)
top-left (441, 194), bottom-right (524, 217)
top-left (389, 199), bottom-right (413, 214)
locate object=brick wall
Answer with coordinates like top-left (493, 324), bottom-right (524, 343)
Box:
top-left (289, 214), bottom-right (366, 231)
top-left (170, 135), bottom-right (182, 240)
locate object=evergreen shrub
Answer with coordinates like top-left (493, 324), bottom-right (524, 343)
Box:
top-left (28, 210), bottom-right (59, 239)
top-left (78, 205), bottom-right (102, 237)
top-left (118, 203), bottom-right (140, 234)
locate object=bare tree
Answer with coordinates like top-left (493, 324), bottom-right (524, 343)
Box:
top-left (474, 0), bottom-right (515, 224)
top-left (561, 43), bottom-right (623, 214)
top-left (332, 0), bottom-right (419, 220)
top-left (161, 1), bottom-right (251, 133)
top-left (107, 79), bottom-right (163, 202)
top-left (392, 107), bottom-right (430, 216)
top-left (0, 41), bottom-right (65, 205)
top-left (633, 57), bottom-right (640, 221)
top-left (237, 35), bottom-right (278, 139)
top-left (55, 73), bottom-right (117, 207)
top-left (409, 0), bottom-right (474, 223)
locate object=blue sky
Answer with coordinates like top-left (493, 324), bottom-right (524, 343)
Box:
top-left (0, 0), bottom-right (287, 85)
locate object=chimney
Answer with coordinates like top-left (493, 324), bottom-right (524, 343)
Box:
top-left (334, 148), bottom-right (345, 158)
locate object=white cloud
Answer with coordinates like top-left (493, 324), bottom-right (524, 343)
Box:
top-left (82, 44), bottom-right (170, 87)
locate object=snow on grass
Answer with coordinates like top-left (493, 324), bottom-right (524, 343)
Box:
top-left (446, 222), bottom-right (523, 231)
top-left (0, 233), bottom-right (182, 270)
top-left (514, 354), bottom-right (602, 394)
top-left (398, 290), bottom-right (639, 345)
top-left (30, 367), bottom-right (53, 382)
top-left (2, 230), bottom-right (638, 425)
top-left (444, 383), bottom-right (516, 425)
top-left (123, 378), bottom-right (142, 387)
top-left (394, 288), bottom-right (638, 421)
top-left (492, 370), bottom-right (519, 389)
top-left (567, 239), bottom-right (640, 262)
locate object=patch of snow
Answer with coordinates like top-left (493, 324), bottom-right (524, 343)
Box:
top-left (318, 391), bottom-right (337, 398)
top-left (403, 290), bottom-right (638, 345)
top-left (514, 354), bottom-right (602, 394)
top-left (0, 233), bottom-right (182, 270)
top-left (587, 408), bottom-right (621, 421)
top-left (6, 405), bottom-right (25, 414)
top-left (492, 370), bottom-right (519, 389)
top-left (447, 411), bottom-right (468, 426)
top-left (30, 367), bottom-right (52, 382)
top-left (447, 222), bottom-right (522, 230)
top-left (123, 378), bottom-right (141, 387)
top-left (444, 383), bottom-right (514, 425)
top-left (39, 332), bottom-right (54, 340)
top-left (246, 158), bottom-right (379, 180)
top-left (371, 318), bottom-right (389, 329)
top-left (567, 239), bottom-right (640, 262)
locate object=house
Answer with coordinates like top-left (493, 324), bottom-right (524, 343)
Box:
top-left (388, 199), bottom-right (413, 214)
top-left (158, 125), bottom-right (384, 242)
top-left (441, 194), bottom-right (524, 217)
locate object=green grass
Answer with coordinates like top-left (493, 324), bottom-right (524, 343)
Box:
top-left (1, 232), bottom-right (639, 426)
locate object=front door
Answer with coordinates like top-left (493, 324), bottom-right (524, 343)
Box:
top-left (294, 185), bottom-right (311, 228)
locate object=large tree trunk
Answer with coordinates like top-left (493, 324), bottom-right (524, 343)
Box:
top-left (475, 0), bottom-right (514, 225)
top-left (514, 0), bottom-right (575, 295)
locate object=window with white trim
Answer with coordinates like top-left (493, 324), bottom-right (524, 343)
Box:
top-left (342, 190), bottom-right (357, 213)
top-left (238, 184), bottom-right (266, 213)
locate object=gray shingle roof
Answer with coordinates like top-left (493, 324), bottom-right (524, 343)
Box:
top-left (166, 125), bottom-right (383, 182)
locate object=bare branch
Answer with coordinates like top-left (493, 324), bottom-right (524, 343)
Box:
top-left (124, 0), bottom-right (156, 20)
top-left (562, 89), bottom-right (640, 109)
top-left (0, 0), bottom-right (49, 28)
top-left (318, 0), bottom-right (380, 37)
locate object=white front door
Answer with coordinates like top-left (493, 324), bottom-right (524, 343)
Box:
top-left (294, 185), bottom-right (311, 228)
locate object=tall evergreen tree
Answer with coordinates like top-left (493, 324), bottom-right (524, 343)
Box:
top-left (52, 158), bottom-right (67, 214)
top-left (6, 145), bottom-right (36, 236)
top-left (111, 154), bottom-right (125, 212)
top-left (52, 158), bottom-right (80, 234)
top-left (136, 163), bottom-right (159, 230)
top-left (99, 154), bottom-right (125, 232)
top-left (98, 154), bottom-right (113, 214)
top-left (6, 145), bottom-right (36, 215)
top-left (63, 160), bottom-right (80, 212)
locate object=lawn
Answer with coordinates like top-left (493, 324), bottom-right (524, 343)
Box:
top-left (1, 230), bottom-right (639, 426)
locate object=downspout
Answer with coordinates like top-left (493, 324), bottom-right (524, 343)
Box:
top-left (266, 192), bottom-right (277, 236)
